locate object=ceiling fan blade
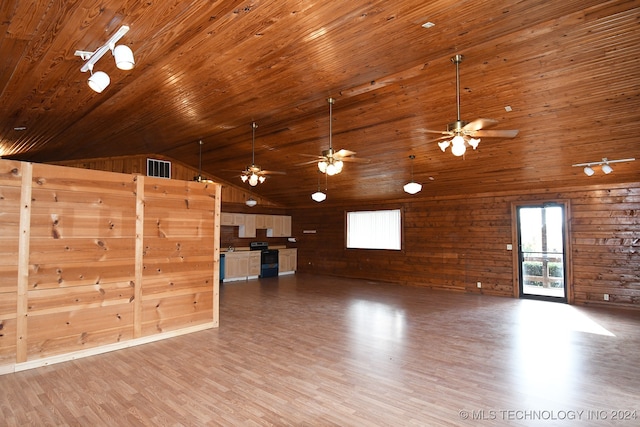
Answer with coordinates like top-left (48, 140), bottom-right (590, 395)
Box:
top-left (335, 148), bottom-right (356, 157)
top-left (414, 128), bottom-right (452, 135)
top-left (295, 158), bottom-right (323, 166)
top-left (340, 156), bottom-right (371, 163)
top-left (463, 118), bottom-right (498, 131)
top-left (259, 170), bottom-right (287, 175)
top-left (473, 129), bottom-right (520, 138)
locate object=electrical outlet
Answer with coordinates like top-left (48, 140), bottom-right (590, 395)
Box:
top-left (477, 282), bottom-right (482, 288)
top-left (603, 294), bottom-right (609, 301)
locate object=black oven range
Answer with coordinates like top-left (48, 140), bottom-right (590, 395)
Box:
top-left (249, 242), bottom-right (279, 278)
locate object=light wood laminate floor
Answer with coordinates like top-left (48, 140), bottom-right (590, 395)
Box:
top-left (1, 273), bottom-right (639, 426)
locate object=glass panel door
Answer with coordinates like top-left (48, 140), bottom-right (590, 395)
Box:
top-left (517, 204), bottom-right (567, 302)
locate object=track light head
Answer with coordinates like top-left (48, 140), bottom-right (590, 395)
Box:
top-left (601, 163), bottom-right (613, 174)
top-left (113, 45), bottom-right (135, 70)
top-left (88, 71), bottom-right (110, 93)
top-left (583, 166), bottom-right (595, 176)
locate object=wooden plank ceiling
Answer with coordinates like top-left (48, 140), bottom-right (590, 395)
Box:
top-left (1, 0), bottom-right (638, 207)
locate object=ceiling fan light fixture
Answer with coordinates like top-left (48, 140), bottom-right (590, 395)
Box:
top-left (451, 135), bottom-right (467, 156)
top-left (469, 137), bottom-right (481, 149)
top-left (248, 173), bottom-right (259, 186)
top-left (326, 163), bottom-right (337, 176)
top-left (438, 140), bottom-right (450, 152)
top-left (259, 175), bottom-right (266, 183)
top-left (318, 160), bottom-right (328, 173)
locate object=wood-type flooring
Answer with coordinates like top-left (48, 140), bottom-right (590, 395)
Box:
top-left (1, 273), bottom-right (639, 426)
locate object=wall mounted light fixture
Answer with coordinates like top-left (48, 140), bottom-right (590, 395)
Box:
top-left (74, 25), bottom-right (135, 93)
top-left (572, 157), bottom-right (635, 176)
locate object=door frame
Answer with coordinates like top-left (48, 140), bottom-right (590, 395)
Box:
top-left (510, 200), bottom-right (574, 304)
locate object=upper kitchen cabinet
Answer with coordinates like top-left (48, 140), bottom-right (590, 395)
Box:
top-left (266, 215), bottom-right (291, 237)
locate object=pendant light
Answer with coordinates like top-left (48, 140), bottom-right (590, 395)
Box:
top-left (311, 171), bottom-right (327, 202)
top-left (403, 155), bottom-right (422, 194)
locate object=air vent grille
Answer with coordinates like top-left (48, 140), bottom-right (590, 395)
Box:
top-left (147, 158), bottom-right (171, 179)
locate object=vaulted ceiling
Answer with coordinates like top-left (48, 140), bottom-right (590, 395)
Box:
top-left (1, 1), bottom-right (638, 207)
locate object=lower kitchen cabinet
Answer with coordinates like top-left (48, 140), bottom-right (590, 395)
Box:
top-left (278, 248), bottom-right (297, 275)
top-left (224, 251), bottom-right (261, 281)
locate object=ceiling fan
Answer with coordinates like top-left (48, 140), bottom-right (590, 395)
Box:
top-left (238, 122), bottom-right (285, 186)
top-left (299, 97), bottom-right (369, 175)
top-left (425, 55), bottom-right (519, 156)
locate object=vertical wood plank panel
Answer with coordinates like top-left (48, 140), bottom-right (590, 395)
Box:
top-left (16, 162), bottom-right (32, 363)
top-left (134, 176), bottom-right (144, 338)
top-left (213, 182), bottom-right (222, 327)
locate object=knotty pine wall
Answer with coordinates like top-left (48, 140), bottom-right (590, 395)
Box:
top-left (53, 154), bottom-right (281, 208)
top-left (292, 183), bottom-right (640, 310)
top-left (0, 160), bottom-right (221, 373)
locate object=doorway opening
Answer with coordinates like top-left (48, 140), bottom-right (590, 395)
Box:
top-left (516, 203), bottom-right (568, 302)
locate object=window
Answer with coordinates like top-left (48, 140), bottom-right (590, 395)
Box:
top-left (147, 158), bottom-right (171, 179)
top-left (346, 209), bottom-right (401, 250)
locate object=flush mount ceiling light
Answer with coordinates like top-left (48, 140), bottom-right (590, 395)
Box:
top-left (572, 157), bottom-right (635, 176)
top-left (74, 25), bottom-right (135, 93)
top-left (403, 155), bottom-right (422, 195)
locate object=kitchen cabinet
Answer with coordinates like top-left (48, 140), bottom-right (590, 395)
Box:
top-left (224, 252), bottom-right (249, 281)
top-left (223, 251), bottom-right (261, 281)
top-left (221, 212), bottom-right (245, 226)
top-left (248, 251), bottom-right (261, 277)
top-left (266, 215), bottom-right (292, 237)
top-left (238, 214), bottom-right (256, 238)
top-left (222, 213), bottom-right (291, 238)
top-left (221, 213), bottom-right (256, 237)
top-left (255, 214), bottom-right (273, 229)
top-left (278, 248), bottom-right (297, 275)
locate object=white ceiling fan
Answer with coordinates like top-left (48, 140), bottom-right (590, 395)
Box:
top-left (424, 55), bottom-right (519, 156)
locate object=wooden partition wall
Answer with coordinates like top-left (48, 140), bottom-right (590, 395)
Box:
top-left (0, 160), bottom-right (221, 374)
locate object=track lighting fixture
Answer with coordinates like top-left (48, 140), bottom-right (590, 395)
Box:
top-left (572, 157), bottom-right (635, 176)
top-left (74, 25), bottom-right (135, 93)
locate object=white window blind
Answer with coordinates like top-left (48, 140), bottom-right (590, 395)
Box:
top-left (347, 209), bottom-right (401, 250)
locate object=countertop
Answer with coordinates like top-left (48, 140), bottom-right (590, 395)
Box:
top-left (224, 245), bottom-right (291, 252)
